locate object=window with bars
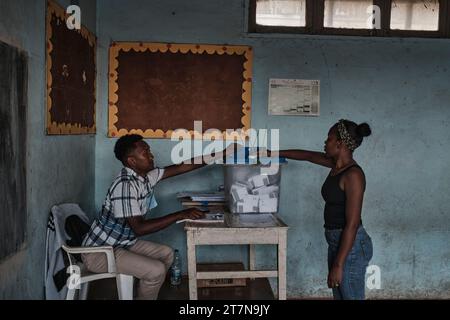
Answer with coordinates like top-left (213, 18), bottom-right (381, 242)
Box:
top-left (248, 0), bottom-right (450, 38)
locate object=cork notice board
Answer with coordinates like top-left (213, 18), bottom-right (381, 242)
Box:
top-left (46, 0), bottom-right (96, 134)
top-left (108, 42), bottom-right (252, 139)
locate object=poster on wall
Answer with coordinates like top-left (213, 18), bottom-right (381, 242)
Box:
top-left (268, 79), bottom-right (320, 116)
top-left (46, 0), bottom-right (96, 134)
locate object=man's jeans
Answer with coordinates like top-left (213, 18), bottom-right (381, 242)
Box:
top-left (325, 226), bottom-right (373, 300)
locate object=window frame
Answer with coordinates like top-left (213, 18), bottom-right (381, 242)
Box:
top-left (248, 0), bottom-right (450, 38)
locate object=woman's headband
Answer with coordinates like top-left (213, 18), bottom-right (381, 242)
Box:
top-left (337, 119), bottom-right (359, 151)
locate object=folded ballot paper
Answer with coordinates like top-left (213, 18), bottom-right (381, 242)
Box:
top-left (231, 182), bottom-right (249, 202)
top-left (229, 174), bottom-right (280, 213)
top-left (258, 194), bottom-right (278, 213)
top-left (237, 195), bottom-right (259, 212)
top-left (251, 185), bottom-right (279, 196)
top-left (247, 174), bottom-right (270, 189)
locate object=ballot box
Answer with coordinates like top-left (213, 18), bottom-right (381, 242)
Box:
top-left (223, 150), bottom-right (287, 214)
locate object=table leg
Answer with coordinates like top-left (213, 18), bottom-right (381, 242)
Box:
top-left (249, 244), bottom-right (256, 279)
top-left (187, 230), bottom-right (197, 300)
top-left (278, 231), bottom-right (287, 300)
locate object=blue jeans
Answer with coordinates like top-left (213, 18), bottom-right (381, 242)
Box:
top-left (325, 226), bottom-right (373, 300)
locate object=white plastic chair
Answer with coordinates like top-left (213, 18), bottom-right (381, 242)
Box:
top-left (62, 244), bottom-right (134, 300)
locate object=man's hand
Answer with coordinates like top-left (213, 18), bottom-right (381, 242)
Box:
top-left (178, 207), bottom-right (206, 221)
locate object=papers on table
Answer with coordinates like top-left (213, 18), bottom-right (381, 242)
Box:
top-left (176, 211), bottom-right (224, 224)
top-left (177, 191), bottom-right (225, 202)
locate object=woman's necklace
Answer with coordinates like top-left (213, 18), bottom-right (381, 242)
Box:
top-left (331, 160), bottom-right (356, 176)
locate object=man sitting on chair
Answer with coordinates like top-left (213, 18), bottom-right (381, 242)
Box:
top-left (82, 134), bottom-right (225, 300)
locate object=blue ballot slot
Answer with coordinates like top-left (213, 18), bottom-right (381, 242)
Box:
top-left (225, 146), bottom-right (287, 165)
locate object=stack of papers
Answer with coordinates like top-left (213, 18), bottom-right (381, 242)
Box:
top-left (176, 211), bottom-right (224, 224)
top-left (177, 191), bottom-right (225, 202)
top-left (177, 191), bottom-right (226, 208)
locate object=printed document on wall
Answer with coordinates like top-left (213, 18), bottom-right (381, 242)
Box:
top-left (268, 79), bottom-right (320, 116)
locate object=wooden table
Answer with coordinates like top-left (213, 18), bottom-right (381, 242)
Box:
top-left (184, 213), bottom-right (288, 300)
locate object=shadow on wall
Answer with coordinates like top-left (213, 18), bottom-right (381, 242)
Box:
top-left (0, 40), bottom-right (27, 262)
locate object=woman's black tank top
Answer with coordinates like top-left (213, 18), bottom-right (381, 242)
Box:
top-left (321, 164), bottom-right (364, 229)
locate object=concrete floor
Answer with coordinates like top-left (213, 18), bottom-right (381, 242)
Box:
top-left (87, 275), bottom-right (275, 300)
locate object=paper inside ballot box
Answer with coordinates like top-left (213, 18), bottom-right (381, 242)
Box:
top-left (236, 195), bottom-right (259, 213)
top-left (258, 197), bottom-right (278, 213)
top-left (251, 185), bottom-right (279, 196)
top-left (247, 175), bottom-right (270, 189)
top-left (197, 263), bottom-right (247, 288)
top-left (230, 182), bottom-right (249, 202)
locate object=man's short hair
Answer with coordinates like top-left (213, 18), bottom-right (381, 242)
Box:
top-left (114, 134), bottom-right (143, 164)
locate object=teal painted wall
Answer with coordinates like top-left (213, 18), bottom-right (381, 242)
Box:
top-left (2, 0), bottom-right (448, 299)
top-left (0, 0), bottom-right (96, 299)
top-left (96, 0), bottom-right (450, 298)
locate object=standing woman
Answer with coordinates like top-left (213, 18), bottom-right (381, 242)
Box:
top-left (275, 119), bottom-right (373, 300)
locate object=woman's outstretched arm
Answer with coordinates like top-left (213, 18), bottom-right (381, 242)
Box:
top-left (273, 149), bottom-right (334, 168)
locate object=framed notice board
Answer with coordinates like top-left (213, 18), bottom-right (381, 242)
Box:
top-left (46, 0), bottom-right (96, 134)
top-left (108, 42), bottom-right (252, 140)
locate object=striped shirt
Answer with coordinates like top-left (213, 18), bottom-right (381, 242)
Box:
top-left (82, 167), bottom-right (165, 248)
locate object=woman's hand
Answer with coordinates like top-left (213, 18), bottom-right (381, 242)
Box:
top-left (257, 147), bottom-right (271, 157)
top-left (327, 265), bottom-right (343, 289)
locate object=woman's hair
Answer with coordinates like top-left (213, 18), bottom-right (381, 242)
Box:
top-left (336, 120), bottom-right (371, 150)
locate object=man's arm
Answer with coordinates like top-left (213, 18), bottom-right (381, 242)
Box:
top-left (162, 144), bottom-right (237, 179)
top-left (126, 208), bottom-right (205, 236)
top-left (161, 155), bottom-right (207, 180)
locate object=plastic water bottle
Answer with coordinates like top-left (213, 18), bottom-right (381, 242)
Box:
top-left (170, 249), bottom-right (182, 286)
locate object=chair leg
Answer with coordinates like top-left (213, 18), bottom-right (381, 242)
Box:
top-left (79, 282), bottom-right (90, 300)
top-left (116, 274), bottom-right (134, 300)
top-left (66, 288), bottom-right (77, 300)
